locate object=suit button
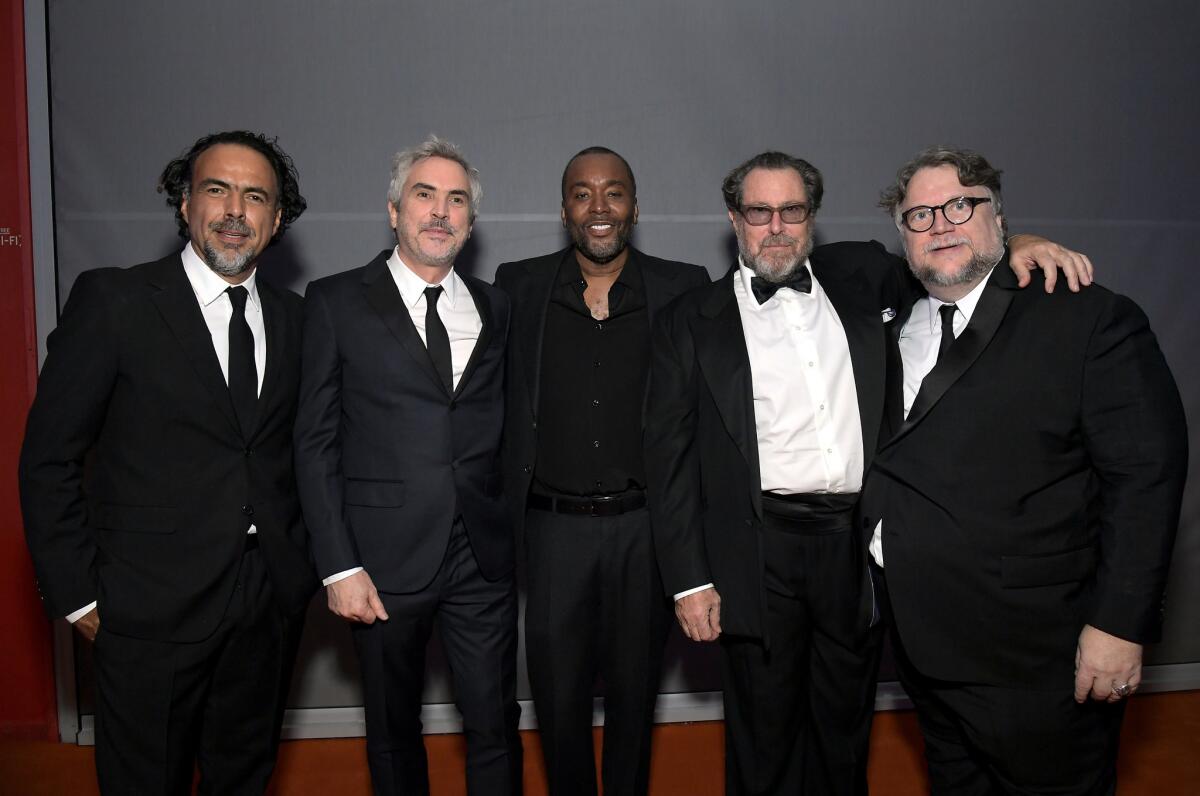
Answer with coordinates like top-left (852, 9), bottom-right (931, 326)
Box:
top-left (449, 402), bottom-right (457, 411)
top-left (531, 421), bottom-right (537, 430)
top-left (244, 448), bottom-right (253, 457)
top-left (522, 465), bottom-right (531, 473)
top-left (242, 505), bottom-right (254, 516)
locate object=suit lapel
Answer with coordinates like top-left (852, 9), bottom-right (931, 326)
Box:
top-left (362, 253), bottom-right (447, 395)
top-left (812, 255), bottom-right (887, 467)
top-left (453, 276), bottom-right (494, 399)
top-left (147, 257), bottom-right (242, 437)
top-left (518, 251), bottom-right (564, 416)
top-left (695, 269), bottom-right (762, 517)
top-left (253, 282), bottom-right (288, 438)
top-left (888, 262), bottom-right (1016, 446)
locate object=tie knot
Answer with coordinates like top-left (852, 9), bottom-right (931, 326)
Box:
top-left (938, 303), bottom-right (957, 324)
top-left (424, 285), bottom-right (444, 306)
top-left (226, 285), bottom-right (249, 313)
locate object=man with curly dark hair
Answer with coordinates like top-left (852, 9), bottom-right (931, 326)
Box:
top-left (20, 130), bottom-right (317, 793)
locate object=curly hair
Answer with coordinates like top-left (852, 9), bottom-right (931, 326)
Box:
top-left (722, 151), bottom-right (823, 216)
top-left (157, 130), bottom-right (307, 242)
top-left (879, 146), bottom-right (1006, 235)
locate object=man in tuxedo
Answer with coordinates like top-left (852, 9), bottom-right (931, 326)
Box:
top-left (19, 130), bottom-right (316, 793)
top-left (294, 137), bottom-right (521, 795)
top-left (862, 146), bottom-right (1187, 794)
top-left (495, 147), bottom-right (709, 795)
top-left (645, 150), bottom-right (1094, 795)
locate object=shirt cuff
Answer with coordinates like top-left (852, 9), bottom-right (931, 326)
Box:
top-left (66, 601), bottom-right (97, 623)
top-left (674, 583), bottom-right (714, 602)
top-left (322, 567), bottom-right (363, 587)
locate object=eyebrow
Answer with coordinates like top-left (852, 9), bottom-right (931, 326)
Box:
top-left (568, 179), bottom-right (628, 191)
top-left (196, 177), bottom-right (272, 198)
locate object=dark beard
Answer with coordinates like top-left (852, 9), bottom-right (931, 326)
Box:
top-left (570, 223), bottom-right (631, 265)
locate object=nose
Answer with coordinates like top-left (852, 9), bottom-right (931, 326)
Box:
top-left (224, 191), bottom-right (245, 219)
top-left (767, 208), bottom-right (786, 234)
top-left (587, 190), bottom-right (610, 216)
top-left (928, 206), bottom-right (955, 234)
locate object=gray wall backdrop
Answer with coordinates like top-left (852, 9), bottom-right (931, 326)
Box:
top-left (45, 1), bottom-right (1199, 717)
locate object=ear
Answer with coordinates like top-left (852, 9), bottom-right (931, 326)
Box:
top-left (560, 206), bottom-right (567, 228)
top-left (180, 191), bottom-right (191, 225)
top-left (272, 205), bottom-right (282, 237)
top-left (632, 200), bottom-right (639, 226)
top-left (994, 214), bottom-right (1004, 234)
top-left (727, 209), bottom-right (738, 229)
top-left (387, 201), bottom-right (399, 229)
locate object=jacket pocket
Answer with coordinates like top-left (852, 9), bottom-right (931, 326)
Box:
top-left (344, 479), bottom-right (405, 508)
top-left (1001, 545), bottom-right (1097, 588)
top-left (93, 504), bottom-right (176, 534)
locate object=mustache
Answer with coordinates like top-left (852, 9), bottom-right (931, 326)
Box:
top-left (209, 219), bottom-right (252, 236)
top-left (422, 219), bottom-right (456, 235)
top-left (759, 233), bottom-right (799, 248)
top-left (924, 236), bottom-right (971, 253)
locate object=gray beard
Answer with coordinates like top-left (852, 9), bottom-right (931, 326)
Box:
top-left (202, 240), bottom-right (256, 278)
top-left (909, 240), bottom-right (1004, 289)
top-left (738, 231), bottom-right (813, 283)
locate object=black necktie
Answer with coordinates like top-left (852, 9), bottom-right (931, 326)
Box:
top-left (424, 286), bottom-right (453, 394)
top-left (750, 268), bottom-right (812, 305)
top-left (226, 286), bottom-right (257, 436)
top-left (937, 303), bottom-right (958, 363)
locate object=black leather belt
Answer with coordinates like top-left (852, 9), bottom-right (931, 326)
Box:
top-left (528, 490), bottom-right (647, 517)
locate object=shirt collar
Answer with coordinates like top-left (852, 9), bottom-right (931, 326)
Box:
top-left (735, 256), bottom-right (817, 308)
top-left (556, 247), bottom-right (644, 291)
top-left (386, 246), bottom-right (462, 310)
top-left (180, 243), bottom-right (261, 310)
top-left (920, 264), bottom-right (997, 330)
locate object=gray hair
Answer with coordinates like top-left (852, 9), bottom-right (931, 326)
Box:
top-left (722, 151), bottom-right (824, 215)
top-left (879, 146), bottom-right (1006, 235)
top-left (387, 135), bottom-right (482, 221)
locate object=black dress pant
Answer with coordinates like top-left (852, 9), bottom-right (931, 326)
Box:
top-left (352, 519), bottom-right (522, 796)
top-left (722, 500), bottom-right (883, 796)
top-left (93, 545), bottom-right (302, 795)
top-left (877, 566), bottom-right (1126, 796)
top-left (523, 506), bottom-right (671, 796)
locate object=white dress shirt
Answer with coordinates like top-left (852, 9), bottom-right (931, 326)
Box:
top-left (675, 259), bottom-right (865, 601)
top-left (868, 266), bottom-right (997, 567)
top-left (67, 246), bottom-right (267, 622)
top-left (321, 247), bottom-right (484, 588)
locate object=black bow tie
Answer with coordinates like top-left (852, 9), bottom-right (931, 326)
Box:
top-left (750, 268), bottom-right (812, 304)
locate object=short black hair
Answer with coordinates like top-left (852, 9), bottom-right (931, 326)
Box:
top-left (157, 130), bottom-right (307, 242)
top-left (560, 146), bottom-right (637, 201)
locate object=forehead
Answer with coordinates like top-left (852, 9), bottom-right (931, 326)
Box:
top-left (403, 156), bottom-right (470, 192)
top-left (564, 153), bottom-right (632, 187)
top-left (903, 164), bottom-right (980, 206)
top-left (741, 167), bottom-right (807, 204)
top-left (192, 143), bottom-right (276, 190)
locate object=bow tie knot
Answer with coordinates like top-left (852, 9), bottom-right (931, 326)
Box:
top-left (750, 268), bottom-right (812, 304)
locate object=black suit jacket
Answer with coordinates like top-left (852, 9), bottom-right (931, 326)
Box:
top-left (494, 246), bottom-right (710, 529)
top-left (19, 254), bottom-right (316, 642)
top-left (645, 242), bottom-right (904, 639)
top-left (860, 259), bottom-right (1188, 688)
top-left (295, 251), bottom-right (512, 592)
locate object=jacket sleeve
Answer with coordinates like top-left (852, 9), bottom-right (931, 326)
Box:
top-left (1081, 292), bottom-right (1188, 643)
top-left (18, 271), bottom-right (120, 618)
top-left (644, 304), bottom-right (713, 598)
top-left (293, 283), bottom-right (360, 579)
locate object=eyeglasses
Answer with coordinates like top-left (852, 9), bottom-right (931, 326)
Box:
top-left (738, 203), bottom-right (811, 226)
top-left (899, 196), bottom-right (991, 233)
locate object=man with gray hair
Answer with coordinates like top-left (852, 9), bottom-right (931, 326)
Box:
top-left (295, 136), bottom-right (522, 795)
top-left (862, 146), bottom-right (1186, 793)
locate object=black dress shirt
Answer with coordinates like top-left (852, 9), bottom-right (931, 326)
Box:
top-left (533, 254), bottom-right (650, 496)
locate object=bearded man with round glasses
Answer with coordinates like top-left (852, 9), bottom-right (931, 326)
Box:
top-left (860, 146), bottom-right (1187, 794)
top-left (645, 149), bottom-right (1099, 795)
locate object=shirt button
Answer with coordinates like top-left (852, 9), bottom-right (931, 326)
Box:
top-left (596, 322), bottom-right (604, 331)
top-left (241, 505), bottom-right (254, 516)
top-left (819, 404), bottom-right (825, 411)
top-left (593, 360), bottom-right (601, 368)
top-left (592, 399), bottom-right (600, 407)
top-left (595, 480), bottom-right (603, 488)
top-left (826, 448), bottom-right (833, 454)
top-left (808, 362), bottom-right (814, 367)
top-left (593, 440), bottom-right (601, 448)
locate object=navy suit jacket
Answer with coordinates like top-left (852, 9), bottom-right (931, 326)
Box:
top-left (295, 250), bottom-right (512, 592)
